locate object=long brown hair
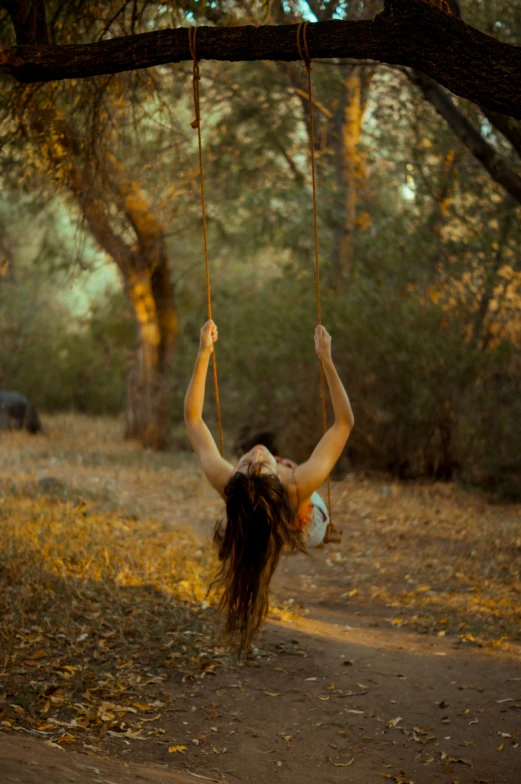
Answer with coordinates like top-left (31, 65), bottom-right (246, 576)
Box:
top-left (210, 464), bottom-right (306, 656)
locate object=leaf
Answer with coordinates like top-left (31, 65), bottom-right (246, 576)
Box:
top-left (498, 743), bottom-right (504, 751)
top-left (57, 734), bottom-right (77, 744)
top-left (169, 745), bottom-right (187, 753)
top-left (447, 757), bottom-right (472, 766)
top-left (264, 692), bottom-right (280, 697)
top-left (329, 756), bottom-right (354, 767)
top-left (386, 717), bottom-right (403, 728)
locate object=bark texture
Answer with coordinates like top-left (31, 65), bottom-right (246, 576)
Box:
top-left (1, 4), bottom-right (521, 118)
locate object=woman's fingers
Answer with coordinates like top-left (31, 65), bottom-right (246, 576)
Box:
top-left (315, 325), bottom-right (332, 358)
top-left (200, 320), bottom-right (218, 350)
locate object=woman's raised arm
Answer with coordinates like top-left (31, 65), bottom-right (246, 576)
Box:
top-left (294, 326), bottom-right (354, 500)
top-left (184, 320), bottom-right (234, 499)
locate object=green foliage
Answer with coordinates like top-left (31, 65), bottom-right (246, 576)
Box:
top-left (0, 0), bottom-right (520, 500)
top-left (0, 284), bottom-right (134, 415)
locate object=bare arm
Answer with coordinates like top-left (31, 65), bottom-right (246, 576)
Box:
top-left (294, 326), bottom-right (354, 500)
top-left (184, 321), bottom-right (234, 499)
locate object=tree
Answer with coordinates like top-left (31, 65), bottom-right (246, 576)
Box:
top-left (0, 1), bottom-right (520, 118)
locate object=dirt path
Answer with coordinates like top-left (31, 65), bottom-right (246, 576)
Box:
top-left (1, 417), bottom-right (520, 783)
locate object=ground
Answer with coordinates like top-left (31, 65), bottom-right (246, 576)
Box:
top-left (0, 414), bottom-right (520, 784)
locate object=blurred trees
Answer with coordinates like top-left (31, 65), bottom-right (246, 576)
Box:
top-left (0, 0), bottom-right (519, 496)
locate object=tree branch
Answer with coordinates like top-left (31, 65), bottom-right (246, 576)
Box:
top-left (481, 109), bottom-right (521, 159)
top-left (1, 5), bottom-right (521, 118)
top-left (1, 0), bottom-right (48, 45)
top-left (407, 70), bottom-right (521, 205)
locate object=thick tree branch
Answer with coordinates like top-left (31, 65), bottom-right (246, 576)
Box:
top-left (1, 4), bottom-right (521, 118)
top-left (407, 70), bottom-right (521, 206)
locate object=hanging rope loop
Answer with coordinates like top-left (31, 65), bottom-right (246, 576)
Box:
top-left (297, 21), bottom-right (338, 541)
top-left (296, 21), bottom-right (311, 70)
top-left (189, 26), bottom-right (224, 457)
top-left (188, 27), bottom-right (201, 128)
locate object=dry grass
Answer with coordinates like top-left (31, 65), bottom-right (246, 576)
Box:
top-left (0, 413), bottom-right (519, 751)
top-left (322, 477), bottom-right (521, 646)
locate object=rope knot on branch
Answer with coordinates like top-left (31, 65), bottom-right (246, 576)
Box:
top-left (296, 21), bottom-right (312, 71)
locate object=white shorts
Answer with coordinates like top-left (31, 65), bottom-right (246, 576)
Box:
top-left (304, 492), bottom-right (329, 548)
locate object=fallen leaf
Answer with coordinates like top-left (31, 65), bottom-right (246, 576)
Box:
top-left (264, 692), bottom-right (280, 697)
top-left (57, 735), bottom-right (77, 744)
top-left (329, 756), bottom-right (354, 767)
top-left (168, 745), bottom-right (187, 753)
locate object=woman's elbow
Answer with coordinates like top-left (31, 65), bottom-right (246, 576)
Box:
top-left (340, 415), bottom-right (354, 436)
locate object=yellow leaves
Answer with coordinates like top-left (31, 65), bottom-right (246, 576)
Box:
top-left (329, 756), bottom-right (354, 767)
top-left (356, 212), bottom-right (372, 230)
top-left (29, 649), bottom-right (48, 660)
top-left (168, 745), bottom-right (187, 753)
top-left (57, 734), bottom-right (77, 744)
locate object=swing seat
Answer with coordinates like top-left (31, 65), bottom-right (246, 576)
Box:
top-left (323, 522), bottom-right (342, 545)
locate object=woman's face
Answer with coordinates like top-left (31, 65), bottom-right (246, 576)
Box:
top-left (236, 444), bottom-right (278, 476)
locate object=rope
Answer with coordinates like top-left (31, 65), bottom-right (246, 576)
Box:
top-left (188, 27), bottom-right (225, 457)
top-left (297, 22), bottom-right (336, 541)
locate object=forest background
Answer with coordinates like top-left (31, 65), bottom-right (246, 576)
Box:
top-left (1, 0), bottom-right (520, 500)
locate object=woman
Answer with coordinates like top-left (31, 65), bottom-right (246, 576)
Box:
top-left (184, 320), bottom-right (354, 653)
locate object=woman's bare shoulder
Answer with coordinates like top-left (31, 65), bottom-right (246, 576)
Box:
top-left (276, 460), bottom-right (311, 510)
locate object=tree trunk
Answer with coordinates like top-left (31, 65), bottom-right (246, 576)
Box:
top-left (124, 273), bottom-right (170, 448)
top-left (27, 102), bottom-right (179, 450)
top-left (332, 68), bottom-right (363, 277)
top-left (110, 166), bottom-right (178, 448)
